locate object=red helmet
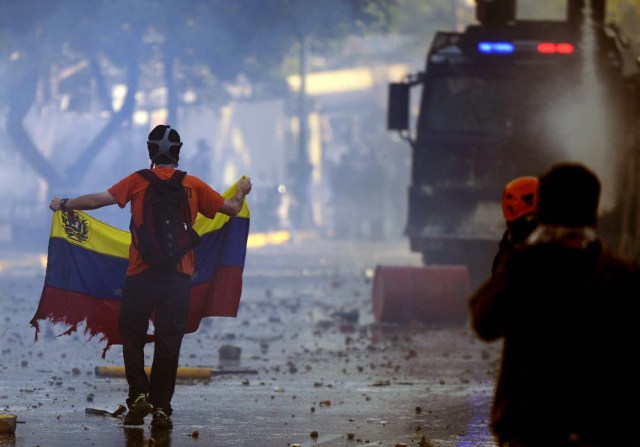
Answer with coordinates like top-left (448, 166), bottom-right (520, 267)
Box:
top-left (502, 176), bottom-right (539, 222)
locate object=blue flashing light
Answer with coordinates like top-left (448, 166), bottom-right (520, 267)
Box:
top-left (478, 42), bottom-right (515, 54)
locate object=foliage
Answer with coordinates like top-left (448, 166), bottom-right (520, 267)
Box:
top-left (0, 0), bottom-right (398, 186)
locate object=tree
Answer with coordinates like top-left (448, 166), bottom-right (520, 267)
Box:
top-left (0, 0), bottom-right (398, 192)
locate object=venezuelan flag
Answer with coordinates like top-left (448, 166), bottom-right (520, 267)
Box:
top-left (30, 178), bottom-right (250, 357)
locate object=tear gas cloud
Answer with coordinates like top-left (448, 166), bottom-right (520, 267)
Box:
top-left (0, 0), bottom-right (633, 250)
top-left (544, 0), bottom-right (621, 214)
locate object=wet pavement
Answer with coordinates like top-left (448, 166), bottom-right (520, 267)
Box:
top-left (0, 238), bottom-right (500, 447)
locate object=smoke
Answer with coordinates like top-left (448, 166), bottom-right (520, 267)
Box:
top-left (544, 0), bottom-right (619, 213)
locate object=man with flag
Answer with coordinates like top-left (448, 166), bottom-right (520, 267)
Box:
top-left (46, 124), bottom-right (252, 430)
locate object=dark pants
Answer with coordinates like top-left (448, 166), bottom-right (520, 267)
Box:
top-left (119, 269), bottom-right (191, 415)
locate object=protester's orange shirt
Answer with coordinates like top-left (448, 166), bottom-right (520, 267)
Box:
top-left (107, 167), bottom-right (225, 277)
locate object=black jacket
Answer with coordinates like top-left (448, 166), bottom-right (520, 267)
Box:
top-left (469, 226), bottom-right (640, 445)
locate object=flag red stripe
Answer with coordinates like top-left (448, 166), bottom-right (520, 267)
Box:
top-left (186, 266), bottom-right (243, 332)
top-left (32, 266), bottom-right (243, 353)
top-left (31, 286), bottom-right (123, 344)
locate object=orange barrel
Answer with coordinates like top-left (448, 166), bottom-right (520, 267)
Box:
top-left (372, 265), bottom-right (470, 325)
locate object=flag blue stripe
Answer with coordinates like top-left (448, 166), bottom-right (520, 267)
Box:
top-left (45, 238), bottom-right (128, 300)
top-left (193, 217), bottom-right (249, 285)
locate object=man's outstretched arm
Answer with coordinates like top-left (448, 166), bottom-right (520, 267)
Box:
top-left (219, 177), bottom-right (252, 216)
top-left (49, 191), bottom-right (117, 212)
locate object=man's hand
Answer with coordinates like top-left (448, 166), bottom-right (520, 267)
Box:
top-left (49, 197), bottom-right (63, 212)
top-left (239, 177), bottom-right (252, 196)
top-left (219, 177), bottom-right (252, 216)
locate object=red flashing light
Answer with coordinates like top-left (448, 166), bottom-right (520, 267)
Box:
top-left (537, 42), bottom-right (574, 54)
top-left (556, 43), bottom-right (574, 54)
top-left (537, 42), bottom-right (556, 53)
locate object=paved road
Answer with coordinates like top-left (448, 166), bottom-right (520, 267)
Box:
top-left (0, 239), bottom-right (499, 447)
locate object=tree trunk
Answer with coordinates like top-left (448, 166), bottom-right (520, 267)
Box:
top-left (67, 54), bottom-right (140, 181)
top-left (164, 49), bottom-right (178, 127)
top-left (7, 63), bottom-right (63, 187)
top-left (89, 57), bottom-right (113, 112)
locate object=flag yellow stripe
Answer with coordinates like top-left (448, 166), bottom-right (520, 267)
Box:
top-left (50, 210), bottom-right (130, 258)
top-left (195, 176), bottom-right (250, 236)
top-left (49, 176), bottom-right (250, 256)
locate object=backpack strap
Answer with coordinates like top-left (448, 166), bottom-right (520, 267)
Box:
top-left (130, 169), bottom-right (159, 251)
top-left (135, 169), bottom-right (160, 184)
top-left (169, 170), bottom-right (187, 184)
top-left (136, 169), bottom-right (187, 185)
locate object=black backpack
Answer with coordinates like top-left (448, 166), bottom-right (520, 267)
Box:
top-left (130, 169), bottom-right (201, 269)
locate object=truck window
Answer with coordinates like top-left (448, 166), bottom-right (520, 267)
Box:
top-left (421, 76), bottom-right (575, 135)
top-left (517, 0), bottom-right (566, 21)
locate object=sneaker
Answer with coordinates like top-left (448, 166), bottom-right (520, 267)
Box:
top-left (150, 426), bottom-right (170, 444)
top-left (123, 394), bottom-right (152, 425)
top-left (150, 408), bottom-right (173, 430)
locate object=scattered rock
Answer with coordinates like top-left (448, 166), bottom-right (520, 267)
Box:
top-left (218, 345), bottom-right (241, 360)
top-left (339, 321), bottom-right (356, 333)
top-left (334, 309), bottom-right (359, 323)
top-left (316, 319), bottom-right (334, 330)
top-left (419, 435), bottom-right (434, 447)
